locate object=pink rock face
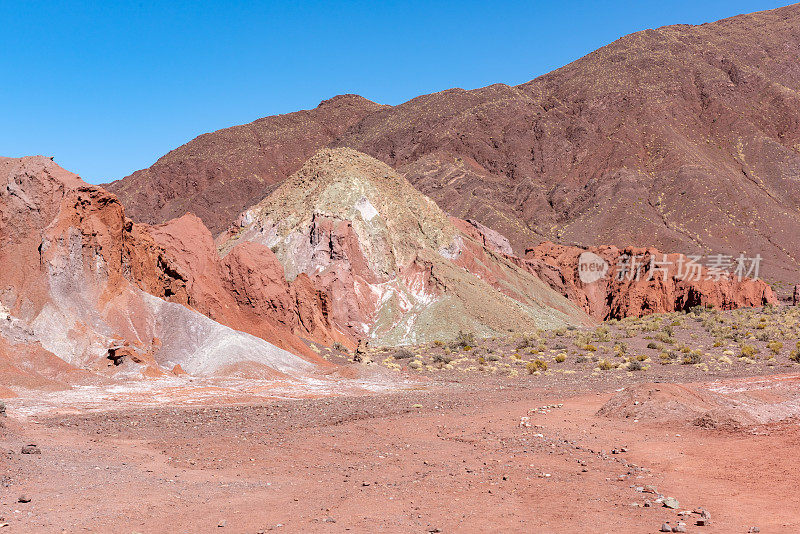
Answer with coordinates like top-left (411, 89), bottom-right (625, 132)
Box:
top-left (461, 219), bottom-right (514, 256)
top-left (521, 242), bottom-right (777, 320)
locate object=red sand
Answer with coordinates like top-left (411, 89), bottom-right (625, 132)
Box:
top-left (2, 373), bottom-right (798, 533)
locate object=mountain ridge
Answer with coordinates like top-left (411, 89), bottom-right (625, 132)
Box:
top-left (107, 3), bottom-right (800, 284)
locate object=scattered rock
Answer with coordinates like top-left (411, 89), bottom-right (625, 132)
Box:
top-left (660, 523), bottom-right (672, 532)
top-left (697, 518), bottom-right (710, 526)
top-left (672, 522), bottom-right (687, 533)
top-left (217, 519), bottom-right (226, 528)
top-left (18, 494), bottom-right (30, 503)
top-left (107, 345), bottom-right (136, 366)
top-left (353, 340), bottom-right (371, 364)
top-left (662, 497), bottom-right (680, 509)
top-left (748, 528), bottom-right (760, 533)
top-left (0, 401), bottom-right (5, 416)
top-left (21, 444), bottom-right (41, 455)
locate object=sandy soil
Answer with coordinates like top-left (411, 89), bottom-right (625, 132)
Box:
top-left (2, 369), bottom-right (798, 533)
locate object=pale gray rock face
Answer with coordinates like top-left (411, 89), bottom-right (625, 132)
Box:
top-left (141, 292), bottom-right (314, 377)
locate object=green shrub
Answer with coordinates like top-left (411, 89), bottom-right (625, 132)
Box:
top-left (767, 341), bottom-right (784, 355)
top-left (433, 353), bottom-right (453, 364)
top-left (526, 359), bottom-right (548, 374)
top-left (682, 353), bottom-right (702, 365)
top-left (454, 330), bottom-right (476, 349)
top-left (627, 359), bottom-right (643, 371)
top-left (740, 344), bottom-right (759, 358)
top-left (393, 348), bottom-right (414, 359)
top-left (597, 359), bottom-right (615, 371)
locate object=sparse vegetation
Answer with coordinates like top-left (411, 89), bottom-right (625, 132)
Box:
top-left (597, 359), bottom-right (615, 371)
top-left (767, 341), bottom-right (783, 355)
top-left (453, 330), bottom-right (476, 350)
top-left (393, 348), bottom-right (414, 359)
top-left (740, 344), bottom-right (758, 359)
top-left (526, 359), bottom-right (548, 374)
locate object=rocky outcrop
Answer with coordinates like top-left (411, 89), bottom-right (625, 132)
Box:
top-left (521, 242), bottom-right (777, 320)
top-left (218, 148), bottom-right (591, 345)
top-left (0, 156), bottom-right (341, 386)
top-left (221, 241), bottom-right (346, 348)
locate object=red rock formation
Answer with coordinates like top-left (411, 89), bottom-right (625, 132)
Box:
top-left (218, 148), bottom-right (592, 344)
top-left (0, 156), bottom-right (341, 383)
top-left (521, 242), bottom-right (777, 320)
top-left (221, 241), bottom-right (351, 348)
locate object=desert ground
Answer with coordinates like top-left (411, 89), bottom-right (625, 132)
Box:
top-left (2, 305), bottom-right (800, 533)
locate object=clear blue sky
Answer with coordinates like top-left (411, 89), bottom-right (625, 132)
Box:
top-left (1, 0), bottom-right (791, 184)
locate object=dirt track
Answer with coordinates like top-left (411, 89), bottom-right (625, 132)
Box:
top-left (2, 373), bottom-right (798, 533)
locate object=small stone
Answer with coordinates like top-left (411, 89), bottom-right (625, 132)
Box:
top-left (696, 518), bottom-right (710, 526)
top-left (643, 500), bottom-right (652, 508)
top-left (660, 523), bottom-right (672, 532)
top-left (672, 522), bottom-right (687, 533)
top-left (0, 401), bottom-right (5, 416)
top-left (663, 496), bottom-right (680, 509)
top-left (21, 444), bottom-right (41, 455)
top-left (218, 520), bottom-right (226, 528)
top-left (18, 495), bottom-right (31, 503)
top-left (700, 509), bottom-right (711, 520)
top-left (748, 528), bottom-right (760, 533)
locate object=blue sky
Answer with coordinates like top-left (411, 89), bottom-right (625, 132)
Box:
top-left (1, 0), bottom-right (790, 184)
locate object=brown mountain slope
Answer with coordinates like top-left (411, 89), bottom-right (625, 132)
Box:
top-left (107, 4), bottom-right (800, 283)
top-left (106, 95), bottom-right (385, 233)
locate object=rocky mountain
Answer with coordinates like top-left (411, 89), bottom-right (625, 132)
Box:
top-left (0, 151), bottom-right (776, 392)
top-left (106, 95), bottom-right (384, 235)
top-left (217, 148), bottom-right (591, 345)
top-left (0, 156), bottom-right (346, 389)
top-left (107, 4), bottom-right (800, 284)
